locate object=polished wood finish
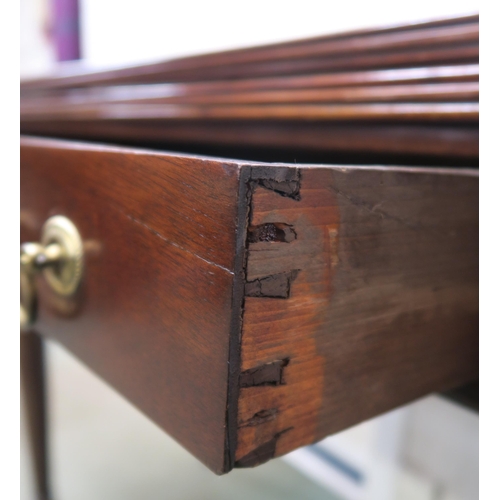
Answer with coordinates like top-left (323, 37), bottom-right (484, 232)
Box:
top-left (21, 332), bottom-right (50, 500)
top-left (20, 102), bottom-right (479, 122)
top-left (20, 65), bottom-right (479, 106)
top-left (20, 15), bottom-right (479, 165)
top-left (20, 13), bottom-right (479, 479)
top-left (21, 83), bottom-right (479, 113)
top-left (20, 137), bottom-right (241, 474)
top-left (21, 137), bottom-right (478, 473)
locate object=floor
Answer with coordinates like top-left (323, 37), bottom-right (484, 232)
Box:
top-left (21, 340), bottom-right (478, 500)
top-left (21, 341), bottom-right (339, 500)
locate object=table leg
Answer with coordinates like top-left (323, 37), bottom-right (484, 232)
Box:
top-left (21, 332), bottom-right (50, 500)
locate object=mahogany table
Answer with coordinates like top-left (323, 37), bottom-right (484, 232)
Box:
top-left (20, 14), bottom-right (478, 499)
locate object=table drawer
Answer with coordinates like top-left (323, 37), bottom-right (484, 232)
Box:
top-left (21, 136), bottom-right (478, 474)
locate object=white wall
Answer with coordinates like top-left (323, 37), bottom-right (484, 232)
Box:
top-left (80, 0), bottom-right (478, 68)
top-left (20, 0), bottom-right (54, 77)
top-left (22, 0), bottom-right (479, 75)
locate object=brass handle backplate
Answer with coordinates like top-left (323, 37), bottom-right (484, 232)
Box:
top-left (20, 216), bottom-right (83, 331)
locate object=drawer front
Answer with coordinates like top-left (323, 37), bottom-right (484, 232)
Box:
top-left (21, 137), bottom-right (478, 474)
top-left (21, 137), bottom-right (241, 473)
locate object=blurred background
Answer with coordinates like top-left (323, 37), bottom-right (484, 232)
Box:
top-left (21, 0), bottom-right (479, 76)
top-left (21, 1), bottom-right (479, 499)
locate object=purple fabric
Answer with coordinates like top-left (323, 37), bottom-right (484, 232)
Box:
top-left (52, 0), bottom-right (81, 61)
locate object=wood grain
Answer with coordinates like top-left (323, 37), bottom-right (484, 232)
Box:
top-left (21, 137), bottom-right (478, 474)
top-left (234, 165), bottom-right (478, 466)
top-left (20, 13), bottom-right (480, 477)
top-left (20, 15), bottom-right (479, 164)
top-left (20, 137), bottom-right (242, 474)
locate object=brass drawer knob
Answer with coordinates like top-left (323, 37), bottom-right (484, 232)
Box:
top-left (20, 216), bottom-right (83, 331)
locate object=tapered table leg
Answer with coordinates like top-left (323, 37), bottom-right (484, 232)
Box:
top-left (21, 332), bottom-right (50, 500)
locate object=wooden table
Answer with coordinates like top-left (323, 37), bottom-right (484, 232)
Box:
top-left (20, 14), bottom-right (479, 499)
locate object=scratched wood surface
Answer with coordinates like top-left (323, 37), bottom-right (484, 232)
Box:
top-left (234, 165), bottom-right (478, 467)
top-left (20, 137), bottom-right (242, 474)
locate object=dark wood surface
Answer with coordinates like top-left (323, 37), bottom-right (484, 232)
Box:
top-left (20, 15), bottom-right (479, 165)
top-left (441, 380), bottom-right (479, 411)
top-left (20, 136), bottom-right (242, 474)
top-left (20, 120), bottom-right (479, 165)
top-left (21, 82), bottom-right (479, 112)
top-left (21, 332), bottom-right (50, 500)
top-left (20, 102), bottom-right (479, 122)
top-left (235, 164), bottom-right (478, 466)
top-left (20, 13), bottom-right (479, 479)
top-left (20, 64), bottom-right (479, 105)
top-left (21, 137), bottom-right (478, 473)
